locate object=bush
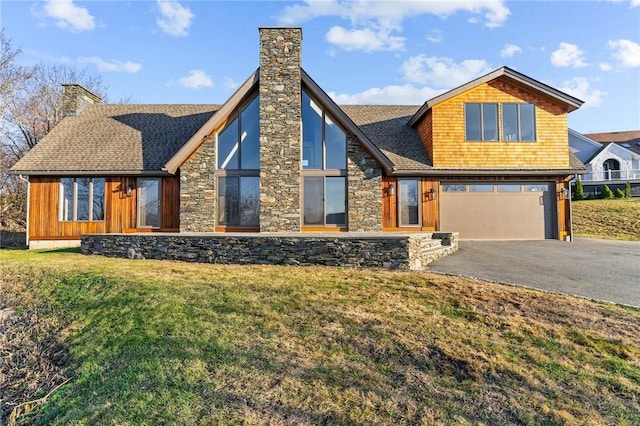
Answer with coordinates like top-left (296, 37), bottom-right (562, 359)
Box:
top-left (615, 188), bottom-right (625, 198)
top-left (602, 185), bottom-right (614, 199)
top-left (625, 182), bottom-right (632, 198)
top-left (574, 180), bottom-right (584, 201)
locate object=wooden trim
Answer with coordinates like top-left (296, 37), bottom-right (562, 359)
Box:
top-left (302, 227), bottom-right (348, 232)
top-left (214, 227), bottom-right (260, 232)
top-left (29, 236), bottom-right (81, 241)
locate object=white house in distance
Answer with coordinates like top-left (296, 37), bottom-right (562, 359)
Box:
top-left (569, 129), bottom-right (640, 197)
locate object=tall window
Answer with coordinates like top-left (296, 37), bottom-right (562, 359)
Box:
top-left (59, 177), bottom-right (105, 221)
top-left (502, 103), bottom-right (536, 141)
top-left (217, 95), bottom-right (260, 228)
top-left (138, 178), bottom-right (161, 228)
top-left (465, 103), bottom-right (498, 141)
top-left (301, 91), bottom-right (347, 227)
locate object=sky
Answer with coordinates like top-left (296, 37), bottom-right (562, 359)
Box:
top-left (2, 0), bottom-right (639, 134)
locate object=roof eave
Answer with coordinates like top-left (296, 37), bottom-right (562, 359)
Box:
top-left (9, 169), bottom-right (173, 176)
top-left (388, 168), bottom-right (586, 177)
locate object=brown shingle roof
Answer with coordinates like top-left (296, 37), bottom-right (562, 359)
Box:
top-left (584, 130), bottom-right (640, 155)
top-left (340, 104), bottom-right (432, 171)
top-left (11, 104), bottom-right (218, 174)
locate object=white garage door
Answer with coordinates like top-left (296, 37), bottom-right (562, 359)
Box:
top-left (439, 182), bottom-right (556, 240)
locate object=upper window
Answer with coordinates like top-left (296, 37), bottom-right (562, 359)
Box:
top-left (502, 103), bottom-right (536, 141)
top-left (217, 96), bottom-right (259, 170)
top-left (465, 103), bottom-right (498, 141)
top-left (59, 177), bottom-right (105, 222)
top-left (302, 91), bottom-right (346, 170)
top-left (466, 102), bottom-right (536, 142)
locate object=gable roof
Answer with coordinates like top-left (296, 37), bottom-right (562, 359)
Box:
top-left (407, 66), bottom-right (584, 127)
top-left (11, 104), bottom-right (218, 175)
top-left (584, 130), bottom-right (640, 156)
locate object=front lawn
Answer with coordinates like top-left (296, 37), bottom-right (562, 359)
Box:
top-left (1, 250), bottom-right (639, 425)
top-left (572, 198), bottom-right (640, 240)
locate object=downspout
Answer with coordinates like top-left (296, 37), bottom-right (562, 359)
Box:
top-left (18, 174), bottom-right (30, 248)
top-left (568, 177), bottom-right (574, 242)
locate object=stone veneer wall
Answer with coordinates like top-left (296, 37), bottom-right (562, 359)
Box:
top-left (81, 232), bottom-right (458, 270)
top-left (61, 83), bottom-right (101, 116)
top-left (258, 27), bottom-right (302, 232)
top-left (179, 135), bottom-right (217, 232)
top-left (347, 135), bottom-right (383, 231)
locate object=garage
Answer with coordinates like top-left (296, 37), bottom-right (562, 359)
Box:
top-left (439, 182), bottom-right (556, 239)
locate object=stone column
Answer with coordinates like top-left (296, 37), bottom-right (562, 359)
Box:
top-left (258, 27), bottom-right (302, 232)
top-left (61, 83), bottom-right (101, 116)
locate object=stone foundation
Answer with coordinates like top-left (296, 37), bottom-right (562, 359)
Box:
top-left (81, 232), bottom-right (458, 270)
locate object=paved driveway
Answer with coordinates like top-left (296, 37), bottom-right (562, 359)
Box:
top-left (428, 239), bottom-right (640, 308)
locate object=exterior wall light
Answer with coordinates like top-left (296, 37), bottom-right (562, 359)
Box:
top-left (126, 184), bottom-right (133, 197)
top-left (388, 183), bottom-right (395, 196)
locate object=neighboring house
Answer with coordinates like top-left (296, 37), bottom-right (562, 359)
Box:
top-left (11, 27), bottom-right (585, 248)
top-left (569, 129), bottom-right (640, 197)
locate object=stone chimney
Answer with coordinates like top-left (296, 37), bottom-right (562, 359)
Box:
top-left (61, 83), bottom-right (101, 116)
top-left (258, 27), bottom-right (303, 232)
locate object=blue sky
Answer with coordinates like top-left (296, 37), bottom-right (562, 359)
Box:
top-left (2, 0), bottom-right (639, 133)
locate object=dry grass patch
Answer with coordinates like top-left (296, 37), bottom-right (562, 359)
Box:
top-left (572, 198), bottom-right (640, 240)
top-left (1, 249), bottom-right (639, 425)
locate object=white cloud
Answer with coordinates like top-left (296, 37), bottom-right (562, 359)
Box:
top-left (77, 57), bottom-right (141, 73)
top-left (156, 0), bottom-right (194, 37)
top-left (559, 77), bottom-right (605, 107)
top-left (178, 70), bottom-right (213, 89)
top-left (500, 43), bottom-right (522, 58)
top-left (426, 30), bottom-right (442, 44)
top-left (326, 26), bottom-right (404, 52)
top-left (551, 42), bottom-right (587, 68)
top-left (223, 78), bottom-right (240, 91)
top-left (599, 62), bottom-right (613, 71)
top-left (329, 84), bottom-right (441, 105)
top-left (278, 0), bottom-right (510, 52)
top-left (605, 0), bottom-right (640, 7)
top-left (42, 0), bottom-right (95, 32)
top-left (401, 55), bottom-right (491, 88)
top-left (608, 39), bottom-right (640, 67)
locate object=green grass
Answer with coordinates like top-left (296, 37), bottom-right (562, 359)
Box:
top-left (572, 198), bottom-right (640, 240)
top-left (2, 249), bottom-right (640, 425)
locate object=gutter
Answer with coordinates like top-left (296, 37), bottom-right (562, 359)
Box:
top-left (18, 174), bottom-right (29, 248)
top-left (388, 168), bottom-right (587, 177)
top-left (9, 170), bottom-right (175, 177)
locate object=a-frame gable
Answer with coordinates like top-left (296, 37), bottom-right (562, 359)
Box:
top-left (164, 69), bottom-right (259, 174)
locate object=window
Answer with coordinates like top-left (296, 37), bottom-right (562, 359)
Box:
top-left (59, 177), bottom-right (105, 221)
top-left (469, 184), bottom-right (494, 192)
top-left (466, 102), bottom-right (536, 141)
top-left (441, 184), bottom-right (466, 192)
top-left (301, 90), bottom-right (347, 228)
top-left (217, 95), bottom-right (260, 228)
top-left (398, 179), bottom-right (420, 226)
top-left (465, 103), bottom-right (498, 141)
top-left (303, 177), bottom-right (346, 226)
top-left (138, 178), bottom-right (161, 228)
top-left (497, 184), bottom-right (522, 192)
top-left (217, 176), bottom-right (259, 227)
top-left (502, 103), bottom-right (536, 141)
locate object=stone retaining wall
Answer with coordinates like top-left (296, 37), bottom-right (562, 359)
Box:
top-left (81, 232), bottom-right (458, 270)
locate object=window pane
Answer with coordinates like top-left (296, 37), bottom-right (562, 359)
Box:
top-left (218, 115), bottom-right (239, 169)
top-left (138, 178), bottom-right (160, 228)
top-left (303, 177), bottom-right (323, 225)
top-left (302, 92), bottom-right (323, 169)
top-left (502, 104), bottom-right (518, 141)
top-left (498, 184), bottom-right (521, 192)
top-left (240, 96), bottom-right (260, 169)
top-left (470, 184), bottom-right (493, 192)
top-left (525, 184), bottom-right (548, 192)
top-left (60, 178), bottom-right (74, 221)
top-left (325, 177), bottom-right (346, 225)
top-left (399, 179), bottom-right (419, 226)
top-left (520, 104), bottom-right (536, 140)
top-left (218, 177), bottom-right (239, 226)
top-left (239, 177), bottom-right (260, 227)
top-left (76, 177), bottom-right (90, 221)
top-left (325, 115), bottom-right (346, 169)
top-left (92, 178), bottom-right (105, 220)
top-left (465, 103), bottom-right (481, 141)
top-left (482, 104), bottom-right (498, 141)
top-left (441, 184), bottom-right (466, 192)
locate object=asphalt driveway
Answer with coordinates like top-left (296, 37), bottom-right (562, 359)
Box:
top-left (428, 239), bottom-right (640, 308)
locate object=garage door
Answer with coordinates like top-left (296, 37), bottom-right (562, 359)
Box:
top-left (439, 182), bottom-right (556, 240)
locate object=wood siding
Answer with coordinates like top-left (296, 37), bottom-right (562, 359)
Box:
top-left (382, 177), bottom-right (438, 231)
top-left (29, 176), bottom-right (180, 240)
top-left (418, 78), bottom-right (571, 169)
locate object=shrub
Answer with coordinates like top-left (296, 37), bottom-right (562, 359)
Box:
top-left (615, 188), bottom-right (625, 198)
top-left (602, 185), bottom-right (614, 199)
top-left (625, 182), bottom-right (632, 198)
top-left (574, 180), bottom-right (584, 201)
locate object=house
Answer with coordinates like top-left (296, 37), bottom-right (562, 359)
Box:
top-left (569, 129), bottom-right (640, 197)
top-left (11, 27), bottom-right (585, 250)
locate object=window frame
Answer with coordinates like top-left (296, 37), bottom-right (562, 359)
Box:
top-left (58, 177), bottom-right (105, 222)
top-left (465, 102), bottom-right (537, 142)
top-left (302, 175), bottom-right (347, 227)
top-left (137, 177), bottom-right (162, 229)
top-left (216, 94), bottom-right (260, 171)
top-left (502, 103), bottom-right (536, 141)
top-left (465, 103), bottom-right (499, 141)
top-left (397, 178), bottom-right (421, 227)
